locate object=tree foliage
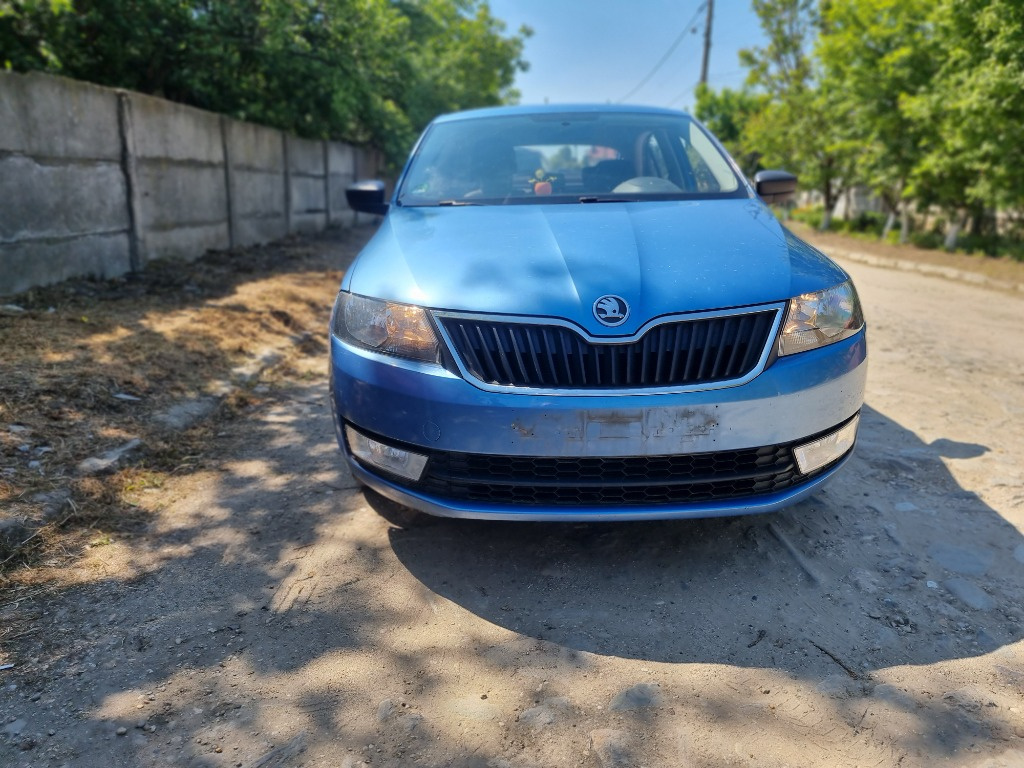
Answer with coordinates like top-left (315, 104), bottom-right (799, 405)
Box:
top-left (739, 0), bottom-right (816, 100)
top-left (0, 0), bottom-right (70, 68)
top-left (816, 0), bottom-right (934, 241)
top-left (739, 0), bottom-right (853, 228)
top-left (698, 0), bottom-right (1024, 249)
top-left (907, 0), bottom-right (1024, 216)
top-left (693, 83), bottom-right (764, 175)
top-left (0, 0), bottom-right (530, 165)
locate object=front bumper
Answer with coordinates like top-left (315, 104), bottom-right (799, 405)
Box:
top-left (330, 330), bottom-right (867, 521)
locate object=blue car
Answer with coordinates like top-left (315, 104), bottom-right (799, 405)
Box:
top-left (330, 105), bottom-right (866, 521)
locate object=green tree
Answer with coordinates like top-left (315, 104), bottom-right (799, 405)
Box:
top-left (740, 0), bottom-right (815, 98)
top-left (740, 0), bottom-right (854, 227)
top-left (0, 0), bottom-right (69, 69)
top-left (1, 0), bottom-right (529, 166)
top-left (906, 0), bottom-right (1024, 249)
top-left (693, 82), bottom-right (765, 175)
top-left (396, 0), bottom-right (528, 126)
top-left (816, 0), bottom-right (935, 243)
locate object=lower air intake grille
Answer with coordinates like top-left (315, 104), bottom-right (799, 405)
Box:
top-left (412, 442), bottom-right (821, 507)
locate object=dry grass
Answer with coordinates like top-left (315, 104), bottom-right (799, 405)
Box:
top-left (0, 228), bottom-right (368, 582)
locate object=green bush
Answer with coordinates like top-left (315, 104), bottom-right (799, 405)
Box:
top-left (956, 234), bottom-right (998, 257)
top-left (1002, 243), bottom-right (1024, 262)
top-left (954, 234), bottom-right (1024, 261)
top-left (791, 206), bottom-right (824, 230)
top-left (790, 204), bottom-right (1024, 261)
top-left (840, 210), bottom-right (887, 236)
top-left (910, 231), bottom-right (944, 250)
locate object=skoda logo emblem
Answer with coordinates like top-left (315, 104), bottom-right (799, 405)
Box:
top-left (593, 295), bottom-right (629, 327)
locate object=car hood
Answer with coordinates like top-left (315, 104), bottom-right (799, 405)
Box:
top-left (344, 199), bottom-right (848, 336)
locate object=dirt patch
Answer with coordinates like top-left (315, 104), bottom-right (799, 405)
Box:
top-left (0, 227), bottom-right (368, 581)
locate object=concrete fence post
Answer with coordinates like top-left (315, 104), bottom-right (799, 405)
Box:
top-left (116, 92), bottom-right (144, 272)
top-left (352, 146), bottom-right (364, 227)
top-left (282, 132), bottom-right (292, 234)
top-left (323, 140), bottom-right (332, 227)
top-left (220, 115), bottom-right (237, 250)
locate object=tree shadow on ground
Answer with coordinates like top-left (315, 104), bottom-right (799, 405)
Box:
top-left (386, 404), bottom-right (1023, 672)
top-left (2, 336), bottom-right (1022, 765)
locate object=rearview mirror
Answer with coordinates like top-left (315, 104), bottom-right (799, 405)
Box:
top-left (346, 180), bottom-right (389, 216)
top-left (754, 170), bottom-right (798, 204)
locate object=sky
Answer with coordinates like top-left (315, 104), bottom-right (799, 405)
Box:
top-left (486, 0), bottom-right (766, 112)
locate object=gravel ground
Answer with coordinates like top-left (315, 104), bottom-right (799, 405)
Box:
top-left (1, 225), bottom-right (1023, 768)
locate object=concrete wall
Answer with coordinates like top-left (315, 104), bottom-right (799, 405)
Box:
top-left (287, 135), bottom-right (329, 235)
top-left (0, 73), bottom-right (132, 294)
top-left (327, 143), bottom-right (358, 227)
top-left (129, 92), bottom-right (232, 264)
top-left (225, 119), bottom-right (288, 248)
top-left (0, 71), bottom-right (386, 297)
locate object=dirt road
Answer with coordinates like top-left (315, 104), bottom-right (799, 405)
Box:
top-left (2, 233), bottom-right (1023, 767)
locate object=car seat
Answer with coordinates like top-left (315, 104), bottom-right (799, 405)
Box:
top-left (581, 159), bottom-right (634, 192)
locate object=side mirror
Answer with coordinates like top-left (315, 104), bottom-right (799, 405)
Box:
top-left (346, 180), bottom-right (389, 216)
top-left (753, 170), bottom-right (798, 204)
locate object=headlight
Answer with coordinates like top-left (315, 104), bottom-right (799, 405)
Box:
top-left (331, 292), bottom-right (440, 364)
top-left (778, 280), bottom-right (864, 356)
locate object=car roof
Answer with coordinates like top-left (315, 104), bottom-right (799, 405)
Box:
top-left (431, 104), bottom-right (692, 125)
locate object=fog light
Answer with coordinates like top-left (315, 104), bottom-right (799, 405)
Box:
top-left (345, 426), bottom-right (428, 481)
top-left (793, 415), bottom-right (859, 475)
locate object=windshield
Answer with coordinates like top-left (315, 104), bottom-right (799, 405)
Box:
top-left (397, 112), bottom-right (747, 207)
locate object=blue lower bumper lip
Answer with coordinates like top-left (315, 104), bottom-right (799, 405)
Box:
top-left (340, 413), bottom-right (860, 521)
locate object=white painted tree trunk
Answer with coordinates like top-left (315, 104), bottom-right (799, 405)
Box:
top-left (881, 210), bottom-right (896, 240)
top-left (944, 211), bottom-right (967, 251)
top-left (820, 207), bottom-right (833, 231)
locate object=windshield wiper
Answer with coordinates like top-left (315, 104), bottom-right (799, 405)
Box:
top-left (397, 199), bottom-right (482, 207)
top-left (577, 196), bottom-right (637, 203)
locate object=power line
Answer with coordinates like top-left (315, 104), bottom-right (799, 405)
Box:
top-left (616, 2), bottom-right (707, 104)
top-left (666, 69), bottom-right (749, 109)
top-left (666, 82), bottom-right (700, 109)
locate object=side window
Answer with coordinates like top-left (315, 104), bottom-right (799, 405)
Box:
top-left (683, 139), bottom-right (719, 193)
top-left (644, 134), bottom-right (670, 179)
top-left (685, 124), bottom-right (739, 193)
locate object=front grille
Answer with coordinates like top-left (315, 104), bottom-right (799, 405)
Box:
top-left (439, 310), bottom-right (777, 389)
top-left (413, 442), bottom-right (820, 507)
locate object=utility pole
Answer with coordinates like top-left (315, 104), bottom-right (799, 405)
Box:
top-left (700, 0), bottom-right (714, 86)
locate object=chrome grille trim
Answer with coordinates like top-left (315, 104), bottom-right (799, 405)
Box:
top-left (434, 304), bottom-right (785, 395)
